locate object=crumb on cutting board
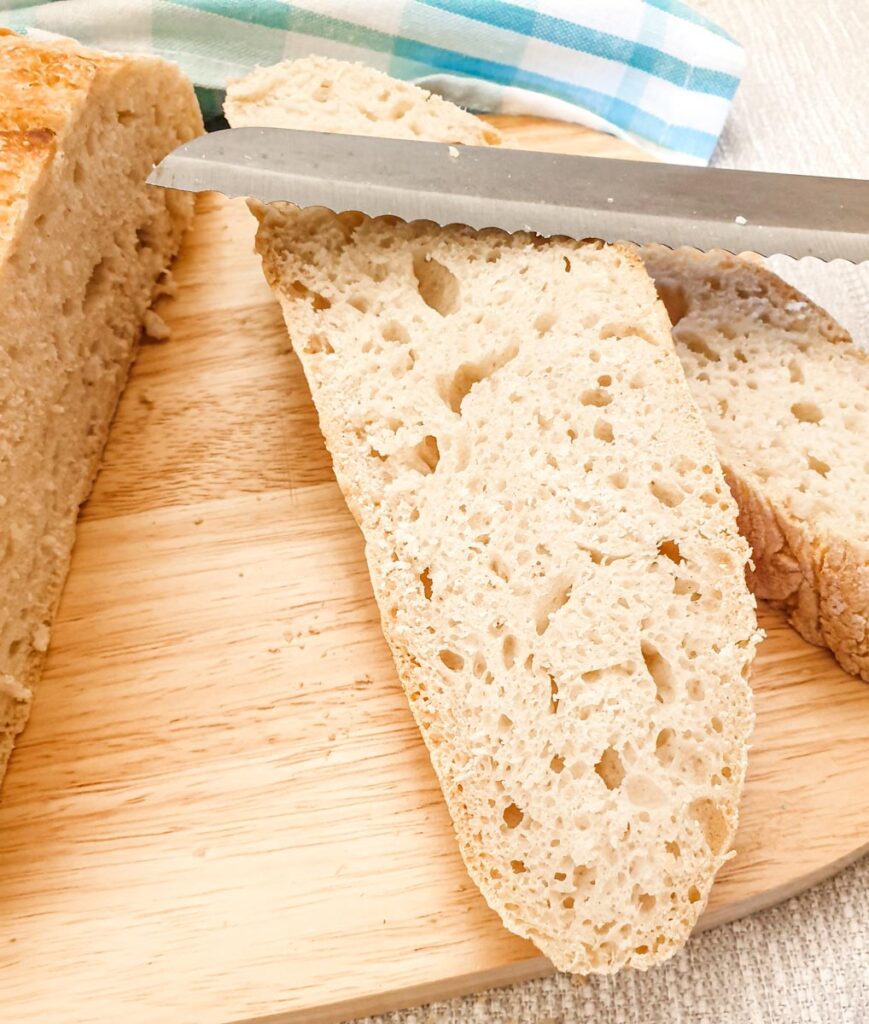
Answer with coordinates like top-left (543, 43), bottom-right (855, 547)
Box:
top-left (143, 308), bottom-right (171, 341)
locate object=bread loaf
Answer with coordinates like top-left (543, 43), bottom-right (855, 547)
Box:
top-left (227, 59), bottom-right (759, 974)
top-left (0, 32), bottom-right (203, 785)
top-left (644, 247), bottom-right (868, 682)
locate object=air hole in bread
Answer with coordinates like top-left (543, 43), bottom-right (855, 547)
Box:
top-left (581, 546), bottom-right (604, 566)
top-left (548, 674), bottom-right (560, 714)
top-left (807, 454), bottom-right (830, 477)
top-left (687, 678), bottom-right (705, 700)
top-left (562, 256), bottom-right (571, 272)
top-left (594, 747), bottom-right (624, 790)
top-left (642, 641), bottom-right (675, 703)
top-left (73, 161), bottom-right (85, 185)
top-left (441, 361), bottom-right (485, 413)
top-left (83, 256), bottom-right (109, 309)
top-left (654, 280), bottom-right (688, 325)
top-left (408, 434), bottom-right (440, 474)
top-left (688, 885), bottom-right (702, 903)
top-left (609, 471), bottom-right (628, 490)
top-left (303, 332), bottom-right (334, 355)
top-left (599, 322), bottom-right (657, 345)
top-left (535, 311), bottom-right (557, 335)
top-left (511, 859), bottom-right (526, 874)
top-left (592, 418), bottom-right (614, 443)
top-left (550, 754), bottom-right (565, 774)
top-left (419, 568), bottom-right (433, 600)
top-left (489, 554), bottom-right (510, 582)
top-left (381, 321), bottom-right (410, 344)
top-left (289, 279), bottom-right (331, 310)
top-left (638, 892), bottom-right (656, 914)
top-left (438, 649), bottom-right (464, 672)
top-left (580, 387), bottom-right (611, 408)
top-left (655, 728), bottom-right (676, 766)
top-left (790, 400), bottom-right (823, 424)
top-left (348, 294), bottom-right (370, 313)
top-left (650, 479), bottom-right (684, 508)
top-left (665, 840), bottom-right (681, 858)
top-left (117, 109), bottom-right (136, 126)
top-left (681, 331), bottom-right (720, 362)
top-left (503, 802), bottom-right (524, 828)
top-left (412, 253), bottom-right (460, 315)
top-left (502, 633), bottom-right (517, 668)
top-left (391, 97), bottom-right (414, 119)
top-left (535, 577), bottom-right (572, 635)
top-left (657, 539), bottom-right (683, 564)
top-left (135, 224), bottom-right (155, 251)
top-left (689, 797), bottom-right (728, 854)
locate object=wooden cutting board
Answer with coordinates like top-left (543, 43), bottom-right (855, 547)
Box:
top-left (1, 118), bottom-right (866, 1024)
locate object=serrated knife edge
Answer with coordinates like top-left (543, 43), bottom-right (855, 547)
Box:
top-left (148, 127), bottom-right (869, 264)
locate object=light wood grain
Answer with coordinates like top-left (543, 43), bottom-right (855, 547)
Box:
top-left (0, 119), bottom-right (866, 1024)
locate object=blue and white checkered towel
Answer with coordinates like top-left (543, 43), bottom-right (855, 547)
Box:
top-left (0, 0), bottom-right (744, 165)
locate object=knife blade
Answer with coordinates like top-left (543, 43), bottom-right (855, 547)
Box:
top-left (147, 127), bottom-right (868, 263)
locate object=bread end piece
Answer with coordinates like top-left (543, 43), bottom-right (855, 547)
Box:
top-left (0, 33), bottom-right (203, 784)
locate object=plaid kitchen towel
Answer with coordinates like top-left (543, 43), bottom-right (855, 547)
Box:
top-left (0, 0), bottom-right (744, 164)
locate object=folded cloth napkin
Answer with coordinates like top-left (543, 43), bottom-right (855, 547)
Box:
top-left (0, 0), bottom-right (744, 164)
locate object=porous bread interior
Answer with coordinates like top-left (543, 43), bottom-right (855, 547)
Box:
top-left (0, 39), bottom-right (201, 778)
top-left (224, 55), bottom-right (501, 146)
top-left (252, 202), bottom-right (759, 974)
top-left (644, 246), bottom-right (868, 679)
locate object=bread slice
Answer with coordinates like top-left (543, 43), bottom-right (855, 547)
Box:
top-left (227, 61), bottom-right (759, 974)
top-left (643, 247), bottom-right (868, 681)
top-left (0, 32), bottom-right (203, 784)
top-left (224, 55), bottom-right (501, 146)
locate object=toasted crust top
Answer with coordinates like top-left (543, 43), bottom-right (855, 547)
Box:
top-left (0, 33), bottom-right (149, 256)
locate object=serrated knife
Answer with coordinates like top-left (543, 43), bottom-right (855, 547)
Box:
top-left (147, 127), bottom-right (869, 263)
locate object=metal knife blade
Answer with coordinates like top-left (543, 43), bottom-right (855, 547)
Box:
top-left (147, 127), bottom-right (869, 263)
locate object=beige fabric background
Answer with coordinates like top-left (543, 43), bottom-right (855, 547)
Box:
top-left (355, 2), bottom-right (868, 1022)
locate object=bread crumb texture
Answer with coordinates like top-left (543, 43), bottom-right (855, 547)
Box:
top-left (253, 205), bottom-right (759, 973)
top-left (644, 246), bottom-right (868, 681)
top-left (225, 56), bottom-right (501, 146)
top-left (0, 33), bottom-right (202, 779)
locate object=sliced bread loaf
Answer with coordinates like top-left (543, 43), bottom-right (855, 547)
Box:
top-left (0, 32), bottom-right (203, 784)
top-left (227, 61), bottom-right (759, 974)
top-left (643, 247), bottom-right (868, 681)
